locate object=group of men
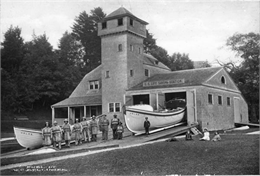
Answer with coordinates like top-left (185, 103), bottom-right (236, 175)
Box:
top-left (42, 114), bottom-right (125, 149)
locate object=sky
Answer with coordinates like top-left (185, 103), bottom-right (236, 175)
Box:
top-left (1, 0), bottom-right (259, 65)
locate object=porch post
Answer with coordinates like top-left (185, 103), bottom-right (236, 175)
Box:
top-left (67, 106), bottom-right (70, 121)
top-left (51, 107), bottom-right (55, 124)
top-left (84, 106), bottom-right (87, 117)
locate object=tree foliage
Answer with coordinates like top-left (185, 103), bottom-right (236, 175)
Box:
top-left (224, 32), bottom-right (259, 122)
top-left (72, 7), bottom-right (106, 74)
top-left (168, 53), bottom-right (194, 71)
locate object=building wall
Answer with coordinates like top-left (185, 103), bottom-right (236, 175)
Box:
top-left (70, 65), bottom-right (102, 98)
top-left (144, 64), bottom-right (172, 77)
top-left (196, 86), bottom-right (248, 131)
top-left (101, 34), bottom-right (128, 122)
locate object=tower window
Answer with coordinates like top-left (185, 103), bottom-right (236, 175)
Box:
top-left (118, 44), bottom-right (122, 52)
top-left (105, 71), bottom-right (110, 78)
top-left (130, 44), bottom-right (133, 51)
top-left (138, 47), bottom-right (141, 54)
top-left (130, 70), bottom-right (134, 77)
top-left (221, 76), bottom-right (226, 84)
top-left (145, 69), bottom-right (149, 77)
top-left (208, 94), bottom-right (213, 105)
top-left (118, 18), bottom-right (123, 26)
top-left (130, 19), bottom-right (133, 26)
top-left (102, 22), bottom-right (107, 29)
top-left (218, 95), bottom-right (223, 105)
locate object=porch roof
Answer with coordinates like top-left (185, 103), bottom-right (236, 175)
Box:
top-left (52, 95), bottom-right (102, 108)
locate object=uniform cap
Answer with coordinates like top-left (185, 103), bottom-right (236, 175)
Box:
top-left (64, 119), bottom-right (68, 122)
top-left (54, 121), bottom-right (57, 124)
top-left (114, 114), bottom-right (117, 117)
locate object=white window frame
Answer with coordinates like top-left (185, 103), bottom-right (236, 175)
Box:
top-left (227, 97), bottom-right (231, 106)
top-left (218, 95), bottom-right (223, 105)
top-left (89, 80), bottom-right (99, 90)
top-left (130, 44), bottom-right (134, 51)
top-left (145, 69), bottom-right (150, 77)
top-left (208, 93), bottom-right (214, 105)
top-left (108, 102), bottom-right (121, 112)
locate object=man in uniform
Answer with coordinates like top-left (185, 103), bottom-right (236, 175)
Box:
top-left (62, 119), bottom-right (71, 147)
top-left (99, 115), bottom-right (109, 141)
top-left (73, 118), bottom-right (82, 145)
top-left (51, 121), bottom-right (62, 149)
top-left (111, 114), bottom-right (119, 139)
top-left (81, 116), bottom-right (89, 142)
top-left (90, 115), bottom-right (98, 142)
top-left (144, 117), bottom-right (151, 136)
top-left (42, 122), bottom-right (52, 146)
top-left (117, 121), bottom-right (124, 140)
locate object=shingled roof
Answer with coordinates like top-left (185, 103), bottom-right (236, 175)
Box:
top-left (103, 7), bottom-right (148, 25)
top-left (128, 67), bottom-right (223, 91)
top-left (143, 53), bottom-right (170, 70)
top-left (52, 95), bottom-right (101, 108)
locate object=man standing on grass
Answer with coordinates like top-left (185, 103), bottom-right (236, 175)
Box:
top-left (117, 121), bottom-right (124, 140)
top-left (81, 116), bottom-right (89, 142)
top-left (51, 121), bottom-right (62, 149)
top-left (144, 117), bottom-right (151, 136)
top-left (111, 114), bottom-right (120, 139)
top-left (90, 115), bottom-right (98, 142)
top-left (73, 118), bottom-right (82, 145)
top-left (99, 115), bottom-right (110, 141)
top-left (62, 119), bottom-right (71, 147)
top-left (42, 122), bottom-right (52, 146)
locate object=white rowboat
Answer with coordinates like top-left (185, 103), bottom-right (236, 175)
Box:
top-left (13, 126), bottom-right (43, 150)
top-left (124, 105), bottom-right (185, 134)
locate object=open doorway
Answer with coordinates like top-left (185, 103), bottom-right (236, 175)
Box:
top-left (165, 92), bottom-right (186, 109)
top-left (133, 94), bottom-right (150, 105)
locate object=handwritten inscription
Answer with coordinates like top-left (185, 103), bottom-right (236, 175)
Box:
top-left (143, 79), bottom-right (185, 87)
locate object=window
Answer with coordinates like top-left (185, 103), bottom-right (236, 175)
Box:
top-left (109, 103), bottom-right (121, 112)
top-left (118, 44), bottom-right (122, 52)
top-left (115, 103), bottom-right (120, 112)
top-left (89, 80), bottom-right (99, 90)
top-left (130, 44), bottom-right (133, 51)
top-left (118, 18), bottom-right (123, 26)
top-left (227, 97), bottom-right (231, 106)
top-left (218, 95), bottom-right (222, 105)
top-left (130, 70), bottom-right (134, 77)
top-left (208, 94), bottom-right (213, 104)
top-left (109, 103), bottom-right (114, 112)
top-left (138, 47), bottom-right (141, 54)
top-left (145, 69), bottom-right (149, 77)
top-left (105, 71), bottom-right (110, 78)
top-left (130, 19), bottom-right (133, 26)
top-left (221, 76), bottom-right (226, 84)
top-left (102, 22), bottom-right (107, 29)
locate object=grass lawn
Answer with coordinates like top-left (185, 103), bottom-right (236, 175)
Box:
top-left (1, 133), bottom-right (259, 175)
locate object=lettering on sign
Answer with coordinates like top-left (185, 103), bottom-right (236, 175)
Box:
top-left (143, 79), bottom-right (185, 87)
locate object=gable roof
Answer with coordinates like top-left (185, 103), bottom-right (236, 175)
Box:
top-left (52, 95), bottom-right (102, 108)
top-left (103, 7), bottom-right (148, 25)
top-left (143, 53), bottom-right (170, 70)
top-left (128, 67), bottom-right (224, 91)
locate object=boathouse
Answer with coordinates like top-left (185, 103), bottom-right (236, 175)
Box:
top-left (51, 7), bottom-right (248, 131)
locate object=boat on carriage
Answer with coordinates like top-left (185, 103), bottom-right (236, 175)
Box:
top-left (124, 104), bottom-right (186, 134)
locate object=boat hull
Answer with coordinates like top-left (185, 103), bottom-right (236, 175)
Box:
top-left (124, 106), bottom-right (185, 134)
top-left (13, 126), bottom-right (43, 149)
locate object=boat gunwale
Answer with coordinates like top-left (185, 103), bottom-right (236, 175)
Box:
top-left (13, 126), bottom-right (42, 133)
top-left (126, 108), bottom-right (186, 116)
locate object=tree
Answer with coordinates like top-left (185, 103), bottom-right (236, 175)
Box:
top-left (224, 32), bottom-right (259, 123)
top-left (1, 25), bottom-right (25, 73)
top-left (72, 7), bottom-right (106, 74)
top-left (144, 30), bottom-right (157, 53)
top-left (150, 46), bottom-right (170, 68)
top-left (168, 53), bottom-right (194, 71)
top-left (58, 31), bottom-right (85, 67)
